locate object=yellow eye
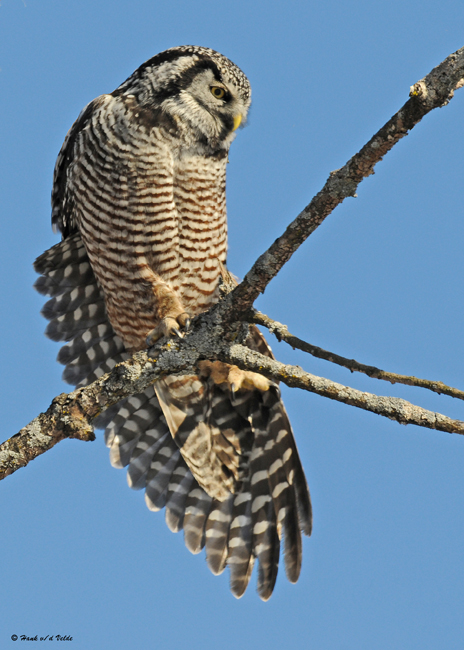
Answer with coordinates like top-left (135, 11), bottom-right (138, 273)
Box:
top-left (211, 86), bottom-right (226, 99)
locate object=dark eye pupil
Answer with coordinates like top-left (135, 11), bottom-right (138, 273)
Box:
top-left (213, 88), bottom-right (223, 97)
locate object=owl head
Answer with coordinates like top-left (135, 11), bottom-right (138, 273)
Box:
top-left (114, 45), bottom-right (252, 153)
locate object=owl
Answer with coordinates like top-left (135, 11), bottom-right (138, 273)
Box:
top-left (34, 46), bottom-right (312, 600)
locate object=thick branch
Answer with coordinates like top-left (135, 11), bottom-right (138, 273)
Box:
top-left (251, 310), bottom-right (464, 401)
top-left (223, 46), bottom-right (464, 319)
top-left (0, 346), bottom-right (195, 481)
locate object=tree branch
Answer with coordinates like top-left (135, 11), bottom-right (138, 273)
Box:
top-left (3, 46), bottom-right (464, 480)
top-left (222, 45), bottom-right (464, 320)
top-left (251, 310), bottom-right (464, 401)
top-left (0, 345), bottom-right (194, 481)
top-left (221, 343), bottom-right (464, 435)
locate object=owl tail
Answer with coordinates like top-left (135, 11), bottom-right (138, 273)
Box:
top-left (153, 349), bottom-right (312, 600)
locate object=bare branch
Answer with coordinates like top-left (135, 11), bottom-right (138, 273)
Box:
top-left (222, 343), bottom-right (464, 435)
top-left (0, 393), bottom-right (96, 482)
top-left (3, 47), bottom-right (464, 480)
top-left (251, 310), bottom-right (464, 401)
top-left (223, 46), bottom-right (464, 319)
top-left (0, 347), bottom-right (195, 481)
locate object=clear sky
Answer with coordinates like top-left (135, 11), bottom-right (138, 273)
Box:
top-left (1, 1), bottom-right (464, 648)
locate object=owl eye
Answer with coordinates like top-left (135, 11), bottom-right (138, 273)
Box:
top-left (211, 86), bottom-right (226, 99)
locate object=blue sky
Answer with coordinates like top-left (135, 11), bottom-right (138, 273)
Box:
top-left (1, 1), bottom-right (464, 648)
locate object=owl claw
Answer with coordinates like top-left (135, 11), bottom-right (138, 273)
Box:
top-left (172, 326), bottom-right (183, 339)
top-left (146, 313), bottom-right (191, 346)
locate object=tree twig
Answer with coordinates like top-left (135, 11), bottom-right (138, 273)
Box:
top-left (251, 310), bottom-right (464, 401)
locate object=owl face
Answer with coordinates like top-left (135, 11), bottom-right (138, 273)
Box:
top-left (160, 66), bottom-right (251, 151)
top-left (116, 46), bottom-right (251, 154)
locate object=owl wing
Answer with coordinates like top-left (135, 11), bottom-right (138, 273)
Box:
top-left (35, 233), bottom-right (311, 599)
top-left (51, 97), bottom-right (108, 238)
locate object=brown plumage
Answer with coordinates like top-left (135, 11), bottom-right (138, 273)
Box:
top-left (34, 45), bottom-right (312, 600)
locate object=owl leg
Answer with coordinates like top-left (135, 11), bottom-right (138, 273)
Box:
top-left (146, 312), bottom-right (190, 345)
top-left (140, 273), bottom-right (191, 344)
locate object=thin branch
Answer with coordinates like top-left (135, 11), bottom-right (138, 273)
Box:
top-left (251, 310), bottom-right (464, 401)
top-left (222, 343), bottom-right (464, 435)
top-left (223, 46), bottom-right (464, 320)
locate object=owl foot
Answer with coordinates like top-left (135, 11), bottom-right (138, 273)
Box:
top-left (198, 360), bottom-right (271, 394)
top-left (146, 313), bottom-right (190, 346)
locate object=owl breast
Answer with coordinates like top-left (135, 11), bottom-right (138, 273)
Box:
top-left (71, 95), bottom-right (228, 352)
top-left (173, 153), bottom-right (228, 316)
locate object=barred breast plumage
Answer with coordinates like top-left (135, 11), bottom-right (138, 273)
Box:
top-left (34, 45), bottom-right (312, 600)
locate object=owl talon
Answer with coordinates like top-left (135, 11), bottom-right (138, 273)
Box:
top-left (177, 312), bottom-right (190, 330)
top-left (146, 313), bottom-right (191, 346)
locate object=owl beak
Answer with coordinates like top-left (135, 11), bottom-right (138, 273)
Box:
top-left (232, 114), bottom-right (242, 131)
